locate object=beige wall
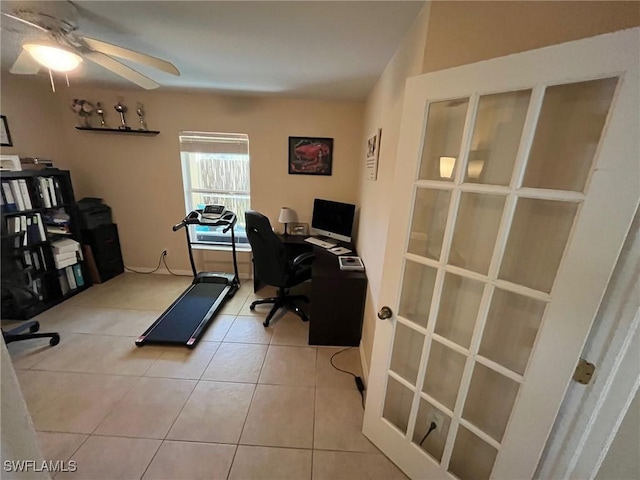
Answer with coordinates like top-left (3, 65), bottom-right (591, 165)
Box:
top-left (356, 5), bottom-right (431, 374)
top-left (423, 1), bottom-right (640, 73)
top-left (1, 342), bottom-right (49, 480)
top-left (357, 1), bottom-right (639, 371)
top-left (1, 76), bottom-right (363, 274)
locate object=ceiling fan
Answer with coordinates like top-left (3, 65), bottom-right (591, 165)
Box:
top-left (1, 1), bottom-right (180, 90)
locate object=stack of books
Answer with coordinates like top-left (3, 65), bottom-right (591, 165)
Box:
top-left (52, 238), bottom-right (83, 269)
top-left (51, 238), bottom-right (85, 294)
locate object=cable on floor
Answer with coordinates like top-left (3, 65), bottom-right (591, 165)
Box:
top-left (125, 251), bottom-right (192, 277)
top-left (161, 253), bottom-right (191, 277)
top-left (124, 251), bottom-right (165, 274)
top-left (330, 347), bottom-right (366, 408)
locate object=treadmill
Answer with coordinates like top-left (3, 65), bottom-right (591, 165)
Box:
top-left (135, 207), bottom-right (240, 348)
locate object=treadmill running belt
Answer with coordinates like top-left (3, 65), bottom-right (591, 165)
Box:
top-left (146, 282), bottom-right (228, 342)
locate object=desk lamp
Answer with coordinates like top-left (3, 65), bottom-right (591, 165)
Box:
top-left (278, 207), bottom-right (296, 235)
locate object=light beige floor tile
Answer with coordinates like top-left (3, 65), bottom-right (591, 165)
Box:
top-left (16, 370), bottom-right (98, 418)
top-left (259, 345), bottom-right (317, 387)
top-left (36, 431), bottom-right (88, 462)
top-left (223, 315), bottom-right (273, 344)
top-left (30, 373), bottom-right (135, 434)
top-left (95, 377), bottom-right (196, 439)
top-left (142, 440), bottom-right (236, 480)
top-left (167, 381), bottom-right (254, 444)
top-left (86, 336), bottom-right (164, 376)
top-left (7, 336), bottom-right (62, 369)
top-left (200, 315), bottom-right (236, 341)
top-left (68, 273), bottom-right (192, 311)
top-left (27, 333), bottom-right (162, 376)
top-left (240, 384), bottom-right (314, 449)
top-left (32, 306), bottom-right (159, 337)
top-left (219, 283), bottom-right (255, 315)
top-left (312, 450), bottom-right (407, 480)
top-left (201, 342), bottom-right (267, 383)
top-left (234, 285), bottom-right (281, 317)
top-left (314, 388), bottom-right (374, 453)
top-left (316, 347), bottom-right (363, 389)
top-left (229, 445), bottom-right (312, 480)
top-left (55, 435), bottom-right (161, 480)
top-left (28, 333), bottom-right (109, 373)
top-left (270, 313), bottom-right (309, 346)
top-left (144, 341), bottom-right (219, 379)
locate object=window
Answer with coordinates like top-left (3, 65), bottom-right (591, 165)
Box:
top-left (179, 131), bottom-right (251, 249)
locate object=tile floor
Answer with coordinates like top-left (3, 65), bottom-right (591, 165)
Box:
top-left (6, 273), bottom-right (406, 480)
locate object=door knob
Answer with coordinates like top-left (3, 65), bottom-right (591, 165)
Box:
top-left (377, 306), bottom-right (393, 320)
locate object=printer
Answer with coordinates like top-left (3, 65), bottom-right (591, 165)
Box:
top-left (77, 197), bottom-right (113, 230)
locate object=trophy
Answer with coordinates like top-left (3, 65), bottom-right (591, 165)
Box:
top-left (136, 102), bottom-right (148, 131)
top-left (114, 100), bottom-right (131, 130)
top-left (96, 102), bottom-right (107, 127)
top-left (71, 99), bottom-right (94, 128)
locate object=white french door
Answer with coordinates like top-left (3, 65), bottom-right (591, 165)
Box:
top-left (363, 28), bottom-right (639, 480)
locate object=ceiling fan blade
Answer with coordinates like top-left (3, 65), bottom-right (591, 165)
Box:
top-left (82, 36), bottom-right (180, 76)
top-left (84, 51), bottom-right (159, 90)
top-left (10, 49), bottom-right (41, 74)
top-left (1, 12), bottom-right (48, 32)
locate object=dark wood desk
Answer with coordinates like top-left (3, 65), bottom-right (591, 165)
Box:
top-left (253, 235), bottom-right (368, 346)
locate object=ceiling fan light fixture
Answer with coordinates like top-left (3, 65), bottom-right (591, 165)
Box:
top-left (23, 42), bottom-right (82, 72)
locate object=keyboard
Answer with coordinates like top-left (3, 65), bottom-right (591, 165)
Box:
top-left (304, 237), bottom-right (337, 249)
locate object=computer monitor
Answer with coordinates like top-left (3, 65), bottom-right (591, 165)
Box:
top-left (311, 198), bottom-right (356, 243)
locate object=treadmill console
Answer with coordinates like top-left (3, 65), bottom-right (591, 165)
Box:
top-left (201, 204), bottom-right (227, 221)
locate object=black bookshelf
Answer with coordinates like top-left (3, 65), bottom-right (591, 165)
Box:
top-left (1, 169), bottom-right (91, 319)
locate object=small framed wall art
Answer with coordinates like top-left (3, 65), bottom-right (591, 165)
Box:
top-left (1, 115), bottom-right (13, 147)
top-left (365, 128), bottom-right (381, 181)
top-left (288, 136), bottom-right (333, 176)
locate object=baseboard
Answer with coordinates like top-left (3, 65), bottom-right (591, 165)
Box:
top-left (124, 267), bottom-right (251, 280)
top-left (359, 342), bottom-right (369, 387)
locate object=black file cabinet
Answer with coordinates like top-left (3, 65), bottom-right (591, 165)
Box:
top-left (82, 223), bottom-right (124, 282)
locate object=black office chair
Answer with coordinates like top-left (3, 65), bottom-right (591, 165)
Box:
top-left (245, 210), bottom-right (314, 327)
top-left (1, 277), bottom-right (60, 346)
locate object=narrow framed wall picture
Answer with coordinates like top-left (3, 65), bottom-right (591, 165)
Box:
top-left (1, 115), bottom-right (12, 147)
top-left (288, 136), bottom-right (333, 175)
top-left (365, 128), bottom-right (381, 181)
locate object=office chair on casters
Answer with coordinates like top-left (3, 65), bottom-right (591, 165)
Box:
top-left (245, 210), bottom-right (314, 327)
top-left (1, 278), bottom-right (60, 347)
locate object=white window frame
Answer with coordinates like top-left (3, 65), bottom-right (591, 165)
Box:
top-left (179, 131), bottom-right (251, 251)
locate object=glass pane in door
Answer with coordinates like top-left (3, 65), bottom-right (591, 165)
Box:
top-left (499, 198), bottom-right (578, 293)
top-left (418, 99), bottom-right (470, 181)
top-left (398, 260), bottom-right (437, 328)
top-left (462, 363), bottom-right (520, 442)
top-left (522, 77), bottom-right (618, 192)
top-left (389, 322), bottom-right (425, 385)
top-left (422, 340), bottom-right (466, 410)
top-left (407, 188), bottom-right (451, 260)
top-left (479, 288), bottom-right (547, 375)
top-left (382, 376), bottom-right (414, 434)
top-left (413, 399), bottom-right (451, 462)
top-left (465, 90), bottom-right (531, 185)
top-left (435, 272), bottom-right (485, 348)
top-left (449, 192), bottom-right (506, 275)
top-left (448, 426), bottom-right (498, 480)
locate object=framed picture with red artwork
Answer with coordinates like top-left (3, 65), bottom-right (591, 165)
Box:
top-left (288, 136), bottom-right (333, 176)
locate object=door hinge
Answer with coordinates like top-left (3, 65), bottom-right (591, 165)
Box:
top-left (573, 358), bottom-right (596, 385)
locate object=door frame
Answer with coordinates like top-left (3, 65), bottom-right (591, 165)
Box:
top-left (536, 209), bottom-right (640, 479)
top-left (362, 27), bottom-right (640, 479)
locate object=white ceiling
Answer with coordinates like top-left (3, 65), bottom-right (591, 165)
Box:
top-left (0, 1), bottom-right (425, 100)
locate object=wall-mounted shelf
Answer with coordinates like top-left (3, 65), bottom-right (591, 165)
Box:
top-left (75, 127), bottom-right (160, 136)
